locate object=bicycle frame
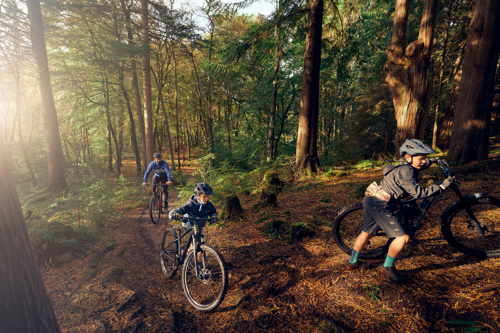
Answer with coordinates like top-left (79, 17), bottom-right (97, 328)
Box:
top-left (171, 220), bottom-right (209, 279)
top-left (399, 161), bottom-right (487, 238)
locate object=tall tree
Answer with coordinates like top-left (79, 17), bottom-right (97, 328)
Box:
top-left (141, 0), bottom-right (154, 160)
top-left (0, 131), bottom-right (61, 333)
top-left (384, 0), bottom-right (438, 154)
top-left (26, 0), bottom-right (67, 189)
top-left (447, 0), bottom-right (500, 164)
top-left (295, 0), bottom-right (323, 174)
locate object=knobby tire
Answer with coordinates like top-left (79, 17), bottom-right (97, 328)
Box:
top-left (181, 244), bottom-right (228, 312)
top-left (332, 202), bottom-right (390, 259)
top-left (441, 197), bottom-right (500, 258)
top-left (150, 195), bottom-right (161, 224)
top-left (160, 228), bottom-right (178, 278)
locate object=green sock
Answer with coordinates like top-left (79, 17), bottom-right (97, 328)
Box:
top-left (383, 254), bottom-right (396, 268)
top-left (348, 250), bottom-right (360, 264)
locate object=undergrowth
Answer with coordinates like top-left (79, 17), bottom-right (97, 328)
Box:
top-left (17, 160), bottom-right (145, 262)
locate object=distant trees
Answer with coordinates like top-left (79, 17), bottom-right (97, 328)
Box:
top-left (447, 0), bottom-right (500, 164)
top-left (0, 133), bottom-right (61, 333)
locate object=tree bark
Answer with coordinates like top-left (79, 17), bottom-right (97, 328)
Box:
top-left (447, 0), bottom-right (500, 164)
top-left (26, 0), bottom-right (67, 189)
top-left (384, 0), bottom-right (438, 156)
top-left (140, 0), bottom-right (154, 161)
top-left (268, 42), bottom-right (281, 163)
top-left (0, 132), bottom-right (61, 333)
top-left (295, 0), bottom-right (323, 175)
top-left (172, 47), bottom-right (181, 170)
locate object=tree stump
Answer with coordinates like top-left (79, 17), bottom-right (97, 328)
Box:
top-left (260, 170), bottom-right (282, 205)
top-left (224, 195), bottom-right (244, 220)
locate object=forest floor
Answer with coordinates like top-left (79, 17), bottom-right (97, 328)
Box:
top-left (40, 155), bottom-right (500, 333)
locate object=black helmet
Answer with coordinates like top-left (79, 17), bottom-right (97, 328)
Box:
top-left (399, 139), bottom-right (438, 156)
top-left (153, 152), bottom-right (162, 159)
top-left (194, 182), bottom-right (214, 195)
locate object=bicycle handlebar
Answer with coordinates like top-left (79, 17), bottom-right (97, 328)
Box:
top-left (172, 217), bottom-right (217, 224)
top-left (436, 159), bottom-right (452, 178)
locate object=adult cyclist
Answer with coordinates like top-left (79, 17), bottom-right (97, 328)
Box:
top-left (142, 152), bottom-right (173, 211)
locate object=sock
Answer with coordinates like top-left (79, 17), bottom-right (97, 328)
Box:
top-left (383, 254), bottom-right (396, 268)
top-left (348, 250), bottom-right (360, 264)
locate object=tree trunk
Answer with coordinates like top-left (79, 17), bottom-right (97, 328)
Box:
top-left (26, 0), bottom-right (67, 189)
top-left (226, 85), bottom-right (232, 159)
top-left (140, 0), bottom-right (154, 161)
top-left (432, 7), bottom-right (452, 149)
top-left (295, 0), bottom-right (323, 175)
top-left (103, 77), bottom-right (121, 174)
top-left (447, 0), bottom-right (500, 164)
top-left (0, 131), bottom-right (61, 333)
top-left (172, 47), bottom-right (181, 170)
top-left (121, 0), bottom-right (147, 172)
top-left (268, 43), bottom-right (281, 163)
top-left (384, 0), bottom-right (438, 155)
top-left (118, 63), bottom-right (141, 175)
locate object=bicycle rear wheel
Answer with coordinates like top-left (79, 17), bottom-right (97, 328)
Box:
top-left (150, 195), bottom-right (161, 224)
top-left (441, 197), bottom-right (500, 258)
top-left (332, 202), bottom-right (390, 259)
top-left (160, 228), bottom-right (178, 278)
top-left (182, 244), bottom-right (228, 312)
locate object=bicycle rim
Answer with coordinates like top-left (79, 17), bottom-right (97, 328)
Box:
top-left (182, 245), bottom-right (228, 312)
top-left (442, 197), bottom-right (500, 258)
top-left (333, 203), bottom-right (389, 259)
top-left (160, 229), bottom-right (178, 278)
top-left (150, 196), bottom-right (161, 224)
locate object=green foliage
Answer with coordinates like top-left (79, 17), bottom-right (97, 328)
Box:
top-left (289, 222), bottom-right (315, 242)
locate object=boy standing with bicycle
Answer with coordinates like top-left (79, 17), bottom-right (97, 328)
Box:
top-left (142, 152), bottom-right (173, 211)
top-left (346, 139), bottom-right (454, 283)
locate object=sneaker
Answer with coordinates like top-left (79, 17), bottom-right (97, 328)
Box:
top-left (378, 265), bottom-right (407, 283)
top-left (345, 260), bottom-right (372, 270)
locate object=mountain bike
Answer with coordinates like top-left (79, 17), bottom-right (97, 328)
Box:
top-left (332, 159), bottom-right (500, 259)
top-left (160, 217), bottom-right (228, 312)
top-left (146, 183), bottom-right (168, 224)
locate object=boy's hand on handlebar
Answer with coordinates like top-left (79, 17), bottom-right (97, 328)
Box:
top-left (210, 217), bottom-right (218, 224)
top-left (440, 177), bottom-right (454, 190)
top-left (429, 157), bottom-right (438, 164)
top-left (172, 213), bottom-right (182, 220)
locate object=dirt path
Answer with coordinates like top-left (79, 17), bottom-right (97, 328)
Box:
top-left (42, 158), bottom-right (500, 332)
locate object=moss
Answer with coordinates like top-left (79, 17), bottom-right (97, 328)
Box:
top-left (289, 222), bottom-right (315, 242)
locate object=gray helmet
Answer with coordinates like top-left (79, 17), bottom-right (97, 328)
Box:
top-left (153, 152), bottom-right (162, 159)
top-left (194, 182), bottom-right (214, 195)
top-left (399, 139), bottom-right (438, 156)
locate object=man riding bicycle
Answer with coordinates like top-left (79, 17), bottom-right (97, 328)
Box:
top-left (346, 139), bottom-right (454, 283)
top-left (142, 152), bottom-right (173, 210)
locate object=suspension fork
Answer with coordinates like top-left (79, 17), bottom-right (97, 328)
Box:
top-left (450, 183), bottom-right (485, 236)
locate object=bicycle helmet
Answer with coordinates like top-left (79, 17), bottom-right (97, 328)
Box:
top-left (194, 182), bottom-right (214, 196)
top-left (399, 139), bottom-right (438, 156)
top-left (153, 152), bottom-right (162, 159)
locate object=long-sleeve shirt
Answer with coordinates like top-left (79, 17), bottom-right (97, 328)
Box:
top-left (143, 160), bottom-right (172, 183)
top-left (379, 159), bottom-right (442, 201)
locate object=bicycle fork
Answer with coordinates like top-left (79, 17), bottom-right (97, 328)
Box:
top-left (452, 184), bottom-right (486, 236)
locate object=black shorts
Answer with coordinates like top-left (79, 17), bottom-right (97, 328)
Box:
top-left (152, 175), bottom-right (169, 193)
top-left (362, 196), bottom-right (407, 238)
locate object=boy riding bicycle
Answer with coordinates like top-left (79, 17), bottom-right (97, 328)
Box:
top-left (142, 152), bottom-right (173, 210)
top-left (169, 182), bottom-right (218, 262)
top-left (346, 139), bottom-right (454, 283)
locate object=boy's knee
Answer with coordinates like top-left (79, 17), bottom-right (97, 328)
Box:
top-left (398, 234), bottom-right (410, 244)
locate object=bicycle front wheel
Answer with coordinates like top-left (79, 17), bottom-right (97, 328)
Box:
top-left (150, 195), bottom-right (161, 224)
top-left (441, 197), bottom-right (500, 258)
top-left (332, 203), bottom-right (390, 259)
top-left (182, 244), bottom-right (228, 312)
top-left (160, 228), bottom-right (178, 278)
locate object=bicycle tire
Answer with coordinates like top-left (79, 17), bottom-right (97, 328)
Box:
top-left (181, 244), bottom-right (228, 312)
top-left (149, 195), bottom-right (161, 224)
top-left (441, 197), bottom-right (500, 258)
top-left (160, 228), bottom-right (178, 278)
top-left (332, 202), bottom-right (390, 259)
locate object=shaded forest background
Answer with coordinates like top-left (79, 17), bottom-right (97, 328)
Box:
top-left (1, 0), bottom-right (500, 331)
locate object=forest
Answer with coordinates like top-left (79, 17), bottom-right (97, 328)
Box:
top-left (1, 0), bottom-right (500, 332)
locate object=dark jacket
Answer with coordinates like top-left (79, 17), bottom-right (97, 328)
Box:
top-left (168, 194), bottom-right (218, 220)
top-left (379, 159), bottom-right (442, 201)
